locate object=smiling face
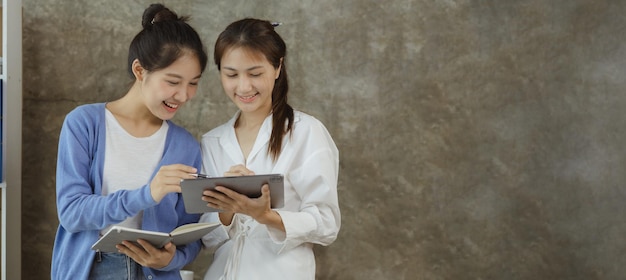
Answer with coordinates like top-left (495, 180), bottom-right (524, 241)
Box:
top-left (219, 47), bottom-right (281, 116)
top-left (139, 52), bottom-right (202, 120)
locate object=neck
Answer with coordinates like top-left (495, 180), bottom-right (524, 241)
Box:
top-left (107, 82), bottom-right (161, 126)
top-left (236, 109), bottom-right (271, 129)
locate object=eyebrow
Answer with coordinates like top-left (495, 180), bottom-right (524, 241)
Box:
top-left (165, 73), bottom-right (202, 79)
top-left (222, 66), bottom-right (264, 72)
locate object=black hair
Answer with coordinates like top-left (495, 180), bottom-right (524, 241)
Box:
top-left (127, 3), bottom-right (208, 78)
top-left (214, 18), bottom-right (293, 162)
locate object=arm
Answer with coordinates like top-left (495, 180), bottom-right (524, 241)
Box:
top-left (199, 134), bottom-right (236, 251)
top-left (269, 119), bottom-right (341, 252)
top-left (56, 109), bottom-right (157, 232)
top-left (155, 132), bottom-right (204, 270)
top-left (271, 147), bottom-right (341, 252)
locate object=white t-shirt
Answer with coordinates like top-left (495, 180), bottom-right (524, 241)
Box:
top-left (100, 109), bottom-right (168, 235)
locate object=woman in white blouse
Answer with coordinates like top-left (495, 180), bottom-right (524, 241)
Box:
top-left (199, 18), bottom-right (341, 280)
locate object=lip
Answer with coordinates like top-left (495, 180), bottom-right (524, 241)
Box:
top-left (236, 93), bottom-right (259, 103)
top-left (163, 101), bottom-right (180, 112)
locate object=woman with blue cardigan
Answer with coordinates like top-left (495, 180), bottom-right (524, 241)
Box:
top-left (51, 4), bottom-right (208, 279)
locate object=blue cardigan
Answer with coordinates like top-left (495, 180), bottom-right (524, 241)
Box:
top-left (51, 103), bottom-right (202, 279)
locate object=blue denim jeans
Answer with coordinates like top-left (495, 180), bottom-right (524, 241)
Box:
top-left (88, 252), bottom-right (145, 280)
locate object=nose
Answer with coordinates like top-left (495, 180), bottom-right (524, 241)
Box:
top-left (237, 76), bottom-right (253, 92)
top-left (174, 85), bottom-right (194, 103)
top-left (174, 90), bottom-right (188, 103)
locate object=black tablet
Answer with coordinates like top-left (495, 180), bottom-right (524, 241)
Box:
top-left (180, 174), bottom-right (285, 213)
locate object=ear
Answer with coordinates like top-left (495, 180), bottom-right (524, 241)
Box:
top-left (275, 57), bottom-right (283, 80)
top-left (131, 59), bottom-right (146, 81)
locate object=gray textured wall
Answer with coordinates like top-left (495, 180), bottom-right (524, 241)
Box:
top-left (19, 0), bottom-right (626, 279)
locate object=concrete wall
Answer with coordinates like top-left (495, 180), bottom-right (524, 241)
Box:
top-left (21, 0), bottom-right (626, 279)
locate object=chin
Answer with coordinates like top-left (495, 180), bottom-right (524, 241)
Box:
top-left (156, 111), bottom-right (176, 121)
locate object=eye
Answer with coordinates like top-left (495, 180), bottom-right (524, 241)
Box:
top-left (167, 80), bottom-right (180, 85)
top-left (250, 72), bottom-right (263, 77)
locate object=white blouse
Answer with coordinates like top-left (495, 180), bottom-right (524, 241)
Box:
top-left (200, 110), bottom-right (340, 280)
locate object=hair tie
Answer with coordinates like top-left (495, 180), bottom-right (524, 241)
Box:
top-left (271, 22), bottom-right (282, 27)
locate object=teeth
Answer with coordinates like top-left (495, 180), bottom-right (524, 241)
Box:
top-left (164, 102), bottom-right (179, 109)
top-left (238, 94), bottom-right (256, 100)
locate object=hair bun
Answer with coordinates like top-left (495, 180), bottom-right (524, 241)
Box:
top-left (141, 3), bottom-right (185, 28)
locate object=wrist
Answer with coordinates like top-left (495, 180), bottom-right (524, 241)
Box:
top-left (256, 210), bottom-right (285, 232)
top-left (219, 212), bottom-right (235, 226)
top-left (149, 186), bottom-right (164, 203)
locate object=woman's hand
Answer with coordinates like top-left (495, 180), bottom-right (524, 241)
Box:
top-left (116, 239), bottom-right (176, 269)
top-left (204, 185), bottom-right (283, 231)
top-left (204, 184), bottom-right (272, 219)
top-left (223, 164), bottom-right (255, 176)
top-left (150, 164), bottom-right (198, 203)
top-left (202, 164), bottom-right (285, 231)
top-left (203, 164), bottom-right (256, 225)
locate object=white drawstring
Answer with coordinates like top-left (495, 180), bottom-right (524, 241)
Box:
top-left (220, 217), bottom-right (249, 280)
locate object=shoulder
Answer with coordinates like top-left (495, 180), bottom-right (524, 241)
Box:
top-left (289, 110), bottom-right (338, 154)
top-left (62, 103), bottom-right (105, 128)
top-left (65, 103), bottom-right (105, 120)
top-left (166, 121), bottom-right (199, 145)
top-left (292, 110), bottom-right (329, 133)
top-left (291, 110), bottom-right (336, 145)
top-left (205, 122), bottom-right (231, 136)
top-left (163, 121), bottom-right (201, 163)
top-left (200, 124), bottom-right (230, 148)
top-left (202, 112), bottom-right (239, 140)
